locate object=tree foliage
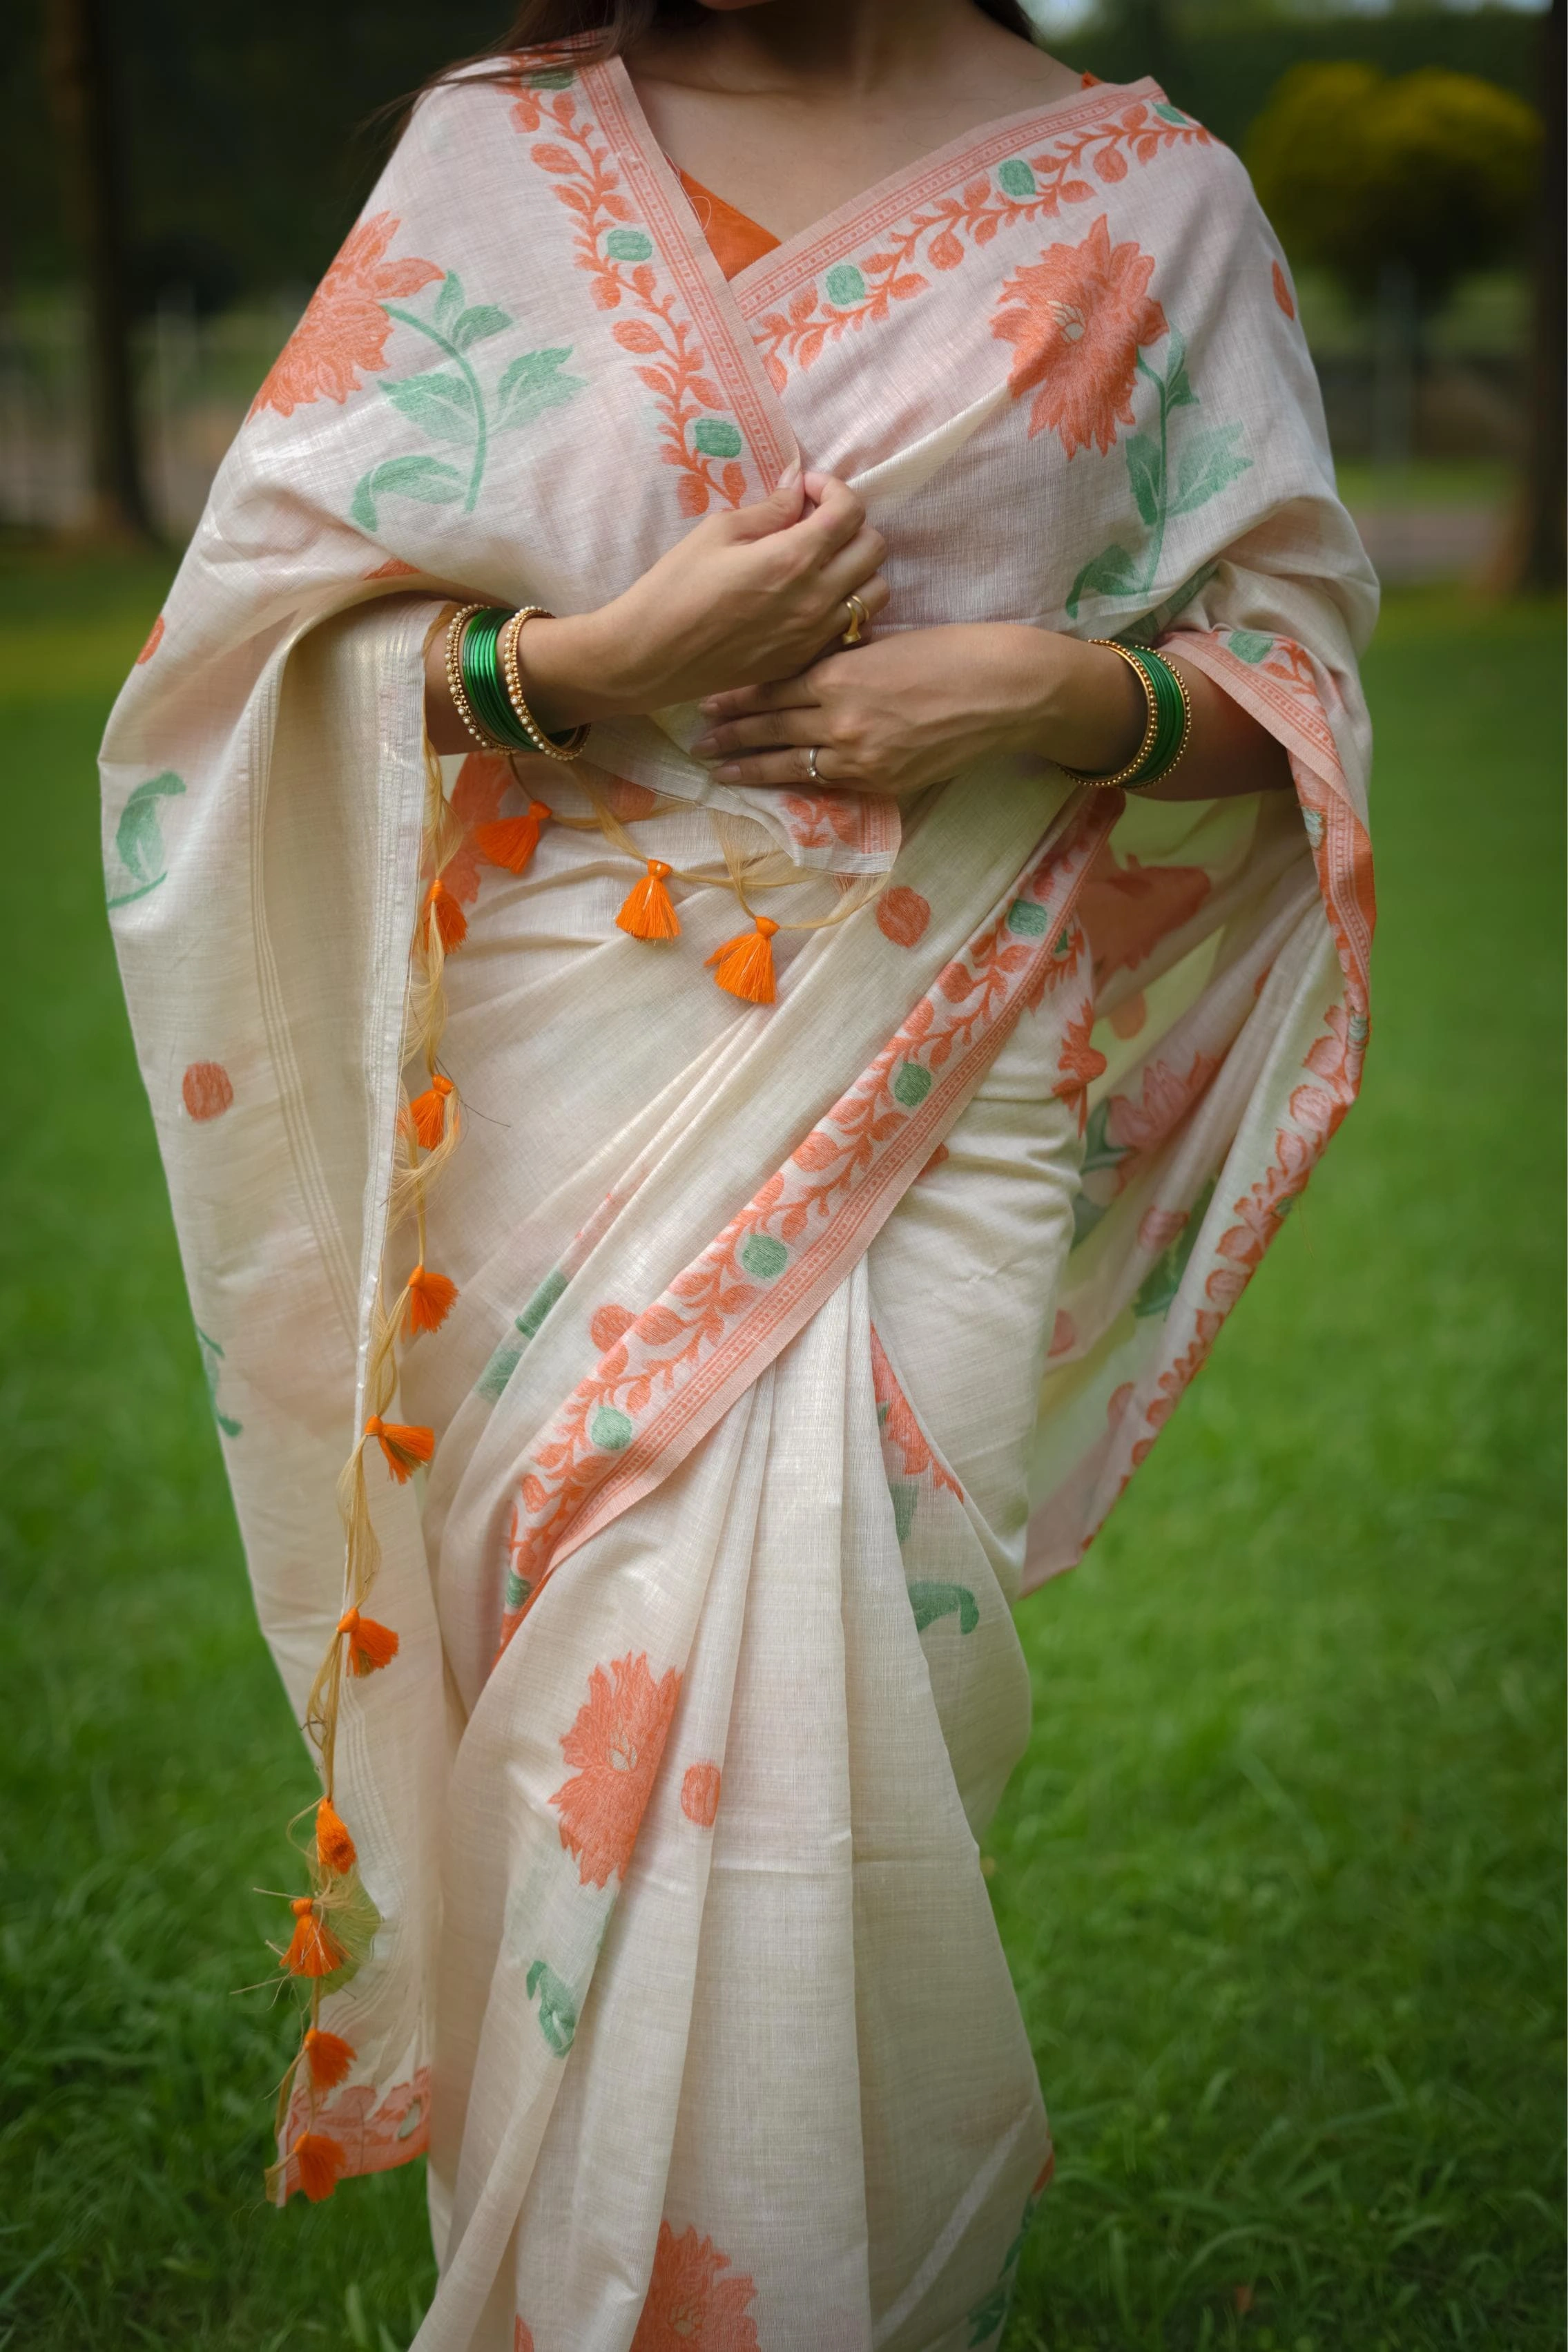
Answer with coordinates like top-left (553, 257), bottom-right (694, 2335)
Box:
top-left (1246, 63), bottom-right (1541, 308)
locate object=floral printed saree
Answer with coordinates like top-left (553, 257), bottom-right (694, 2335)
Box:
top-left (101, 42), bottom-right (1376, 2352)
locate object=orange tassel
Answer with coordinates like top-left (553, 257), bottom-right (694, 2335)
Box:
top-left (476, 799), bottom-right (551, 874)
top-left (338, 1606), bottom-right (400, 1673)
top-left (405, 1263), bottom-right (458, 1336)
top-left (616, 858), bottom-right (681, 941)
top-left (316, 1795), bottom-right (358, 1874)
top-left (363, 1416), bottom-right (434, 1483)
top-left (292, 2130), bottom-right (346, 2203)
top-left (408, 1072), bottom-right (454, 1151)
top-left (282, 1896), bottom-right (345, 1979)
top-left (706, 915), bottom-right (778, 1004)
top-left (303, 2027), bottom-right (355, 2092)
top-left (424, 879), bottom-right (467, 952)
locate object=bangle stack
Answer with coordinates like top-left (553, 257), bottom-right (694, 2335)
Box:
top-left (443, 603), bottom-right (589, 763)
top-left (1064, 639), bottom-right (1192, 793)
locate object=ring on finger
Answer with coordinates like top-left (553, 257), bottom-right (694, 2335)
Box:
top-left (806, 746), bottom-right (823, 782)
top-left (840, 592), bottom-right (869, 647)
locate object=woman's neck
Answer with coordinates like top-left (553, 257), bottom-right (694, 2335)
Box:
top-left (626, 0), bottom-right (1076, 244)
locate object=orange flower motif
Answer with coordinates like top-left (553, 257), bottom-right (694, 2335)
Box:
top-left (681, 1762), bottom-right (722, 1827)
top-left (251, 213), bottom-right (441, 420)
top-left (631, 2221), bottom-right (759, 2352)
top-left (550, 1652), bottom-right (681, 1888)
top-left (992, 215), bottom-right (1166, 456)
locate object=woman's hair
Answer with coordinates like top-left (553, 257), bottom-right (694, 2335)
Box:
top-left (481, 1), bottom-right (1037, 59)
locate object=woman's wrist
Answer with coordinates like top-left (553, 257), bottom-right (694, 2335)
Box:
top-left (1013, 629), bottom-right (1148, 775)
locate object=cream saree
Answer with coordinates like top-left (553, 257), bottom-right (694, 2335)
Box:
top-left (101, 44), bottom-right (1376, 2352)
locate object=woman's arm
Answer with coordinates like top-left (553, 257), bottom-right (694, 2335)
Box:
top-left (423, 470), bottom-right (889, 753)
top-left (690, 622), bottom-right (1293, 802)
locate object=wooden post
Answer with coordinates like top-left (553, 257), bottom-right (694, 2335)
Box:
top-left (44, 0), bottom-right (157, 542)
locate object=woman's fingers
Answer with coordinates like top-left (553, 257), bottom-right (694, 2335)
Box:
top-left (697, 673), bottom-right (822, 724)
top-left (791, 473), bottom-right (867, 558)
top-left (711, 744), bottom-right (840, 787)
top-left (696, 705), bottom-right (822, 758)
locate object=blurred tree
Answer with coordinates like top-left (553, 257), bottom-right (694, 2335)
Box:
top-left (44, 0), bottom-right (155, 541)
top-left (1509, 0), bottom-right (1565, 590)
top-left (1246, 61), bottom-right (1541, 315)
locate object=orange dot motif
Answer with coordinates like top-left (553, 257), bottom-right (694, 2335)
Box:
top-left (681, 1762), bottom-right (722, 1829)
top-left (876, 885), bottom-right (931, 949)
top-left (182, 1061), bottom-right (233, 1121)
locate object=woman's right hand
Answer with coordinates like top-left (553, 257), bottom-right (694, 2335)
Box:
top-left (424, 469), bottom-right (888, 749)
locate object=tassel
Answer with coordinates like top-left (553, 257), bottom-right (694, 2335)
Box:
top-left (408, 1072), bottom-right (454, 1151)
top-left (304, 2027), bottom-right (356, 2092)
top-left (282, 1896), bottom-right (345, 1979)
top-left (316, 1795), bottom-right (357, 1874)
top-left (476, 799), bottom-right (551, 874)
top-left (424, 879), bottom-right (467, 952)
top-left (292, 2130), bottom-right (346, 2203)
top-left (363, 1416), bottom-right (434, 1484)
top-left (616, 858), bottom-right (681, 941)
top-left (706, 916), bottom-right (778, 1005)
top-left (405, 1263), bottom-right (458, 1336)
top-left (338, 1606), bottom-right (400, 1673)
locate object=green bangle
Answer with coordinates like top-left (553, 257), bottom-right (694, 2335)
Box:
top-left (459, 608), bottom-right (536, 753)
top-left (1066, 639), bottom-right (1192, 792)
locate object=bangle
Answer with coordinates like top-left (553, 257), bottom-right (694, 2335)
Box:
top-left (501, 608), bottom-right (590, 764)
top-left (1063, 640), bottom-right (1192, 792)
top-left (445, 604), bottom-right (508, 753)
top-left (463, 607), bottom-right (534, 752)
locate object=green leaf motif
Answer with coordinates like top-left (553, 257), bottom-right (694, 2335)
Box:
top-left (591, 1406), bottom-right (634, 1452)
top-left (604, 227), bottom-right (653, 262)
top-left (476, 1334), bottom-right (525, 1403)
top-left (529, 66), bottom-right (574, 89)
top-left (380, 369), bottom-right (479, 445)
top-left (892, 1061), bottom-right (933, 1108)
top-left (890, 1481), bottom-right (919, 1545)
top-left (195, 1324), bottom-right (242, 1439)
top-left (1169, 421), bottom-right (1251, 518)
top-left (110, 771), bottom-right (185, 902)
top-left (1154, 102), bottom-right (1192, 126)
top-left (1164, 326), bottom-right (1197, 410)
top-left (825, 263), bottom-right (867, 307)
top-left (1067, 541), bottom-right (1139, 619)
top-left (1132, 1180), bottom-right (1214, 1320)
top-left (451, 304), bottom-right (513, 351)
top-left (518, 1267), bottom-right (569, 1338)
top-left (740, 1233), bottom-right (789, 1282)
top-left (1125, 431), bottom-right (1163, 528)
top-left (526, 1959), bottom-right (578, 2056)
top-left (692, 416), bottom-right (743, 460)
top-left (1228, 627), bottom-right (1275, 664)
top-left (434, 271), bottom-right (464, 329)
top-left (996, 157), bottom-right (1036, 197)
top-left (505, 1567), bottom-right (532, 1612)
top-left (1080, 1095), bottom-right (1131, 1179)
top-left (349, 454), bottom-right (463, 532)
top-left (909, 1582), bottom-right (979, 1635)
top-left (495, 347), bottom-right (588, 434)
top-left (1005, 900), bottom-right (1049, 937)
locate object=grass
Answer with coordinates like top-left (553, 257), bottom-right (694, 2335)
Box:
top-left (0, 549), bottom-right (1561, 2349)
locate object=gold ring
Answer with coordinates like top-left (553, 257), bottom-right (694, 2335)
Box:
top-left (840, 594), bottom-right (868, 646)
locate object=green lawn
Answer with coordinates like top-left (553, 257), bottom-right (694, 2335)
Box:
top-left (0, 550), bottom-right (1561, 2351)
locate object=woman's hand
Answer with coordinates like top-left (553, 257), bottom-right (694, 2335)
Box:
top-left (690, 621), bottom-right (1294, 802)
top-left (423, 468), bottom-right (889, 749)
top-left (690, 624), bottom-right (1144, 796)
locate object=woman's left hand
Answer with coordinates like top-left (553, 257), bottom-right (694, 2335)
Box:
top-left (690, 621), bottom-right (1134, 798)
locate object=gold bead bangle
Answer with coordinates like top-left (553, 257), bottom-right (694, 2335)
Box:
top-left (443, 603), bottom-right (512, 754)
top-left (1060, 639), bottom-right (1161, 790)
top-left (501, 606), bottom-right (590, 764)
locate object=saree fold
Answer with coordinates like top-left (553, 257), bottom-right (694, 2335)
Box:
top-left (102, 41), bottom-right (1375, 2352)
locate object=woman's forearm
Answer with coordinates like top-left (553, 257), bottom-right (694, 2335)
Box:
top-left (1018, 631), bottom-right (1293, 802)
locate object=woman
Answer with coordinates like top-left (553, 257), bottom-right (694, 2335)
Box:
top-left (101, 1), bottom-right (1376, 2344)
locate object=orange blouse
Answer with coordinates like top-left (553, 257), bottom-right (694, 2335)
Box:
top-left (674, 166), bottom-right (780, 280)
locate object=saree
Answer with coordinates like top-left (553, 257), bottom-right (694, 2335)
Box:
top-left (101, 44), bottom-right (1377, 2352)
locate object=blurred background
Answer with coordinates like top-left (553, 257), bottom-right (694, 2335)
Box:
top-left (1, 4), bottom-right (1562, 2349)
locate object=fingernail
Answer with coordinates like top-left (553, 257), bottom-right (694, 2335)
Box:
top-left (777, 459), bottom-right (802, 489)
top-left (714, 763), bottom-right (741, 781)
top-left (690, 733), bottom-right (715, 754)
top-left (697, 697), bottom-right (721, 713)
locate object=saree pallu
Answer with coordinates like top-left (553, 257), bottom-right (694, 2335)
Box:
top-left (101, 44), bottom-right (1377, 2352)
